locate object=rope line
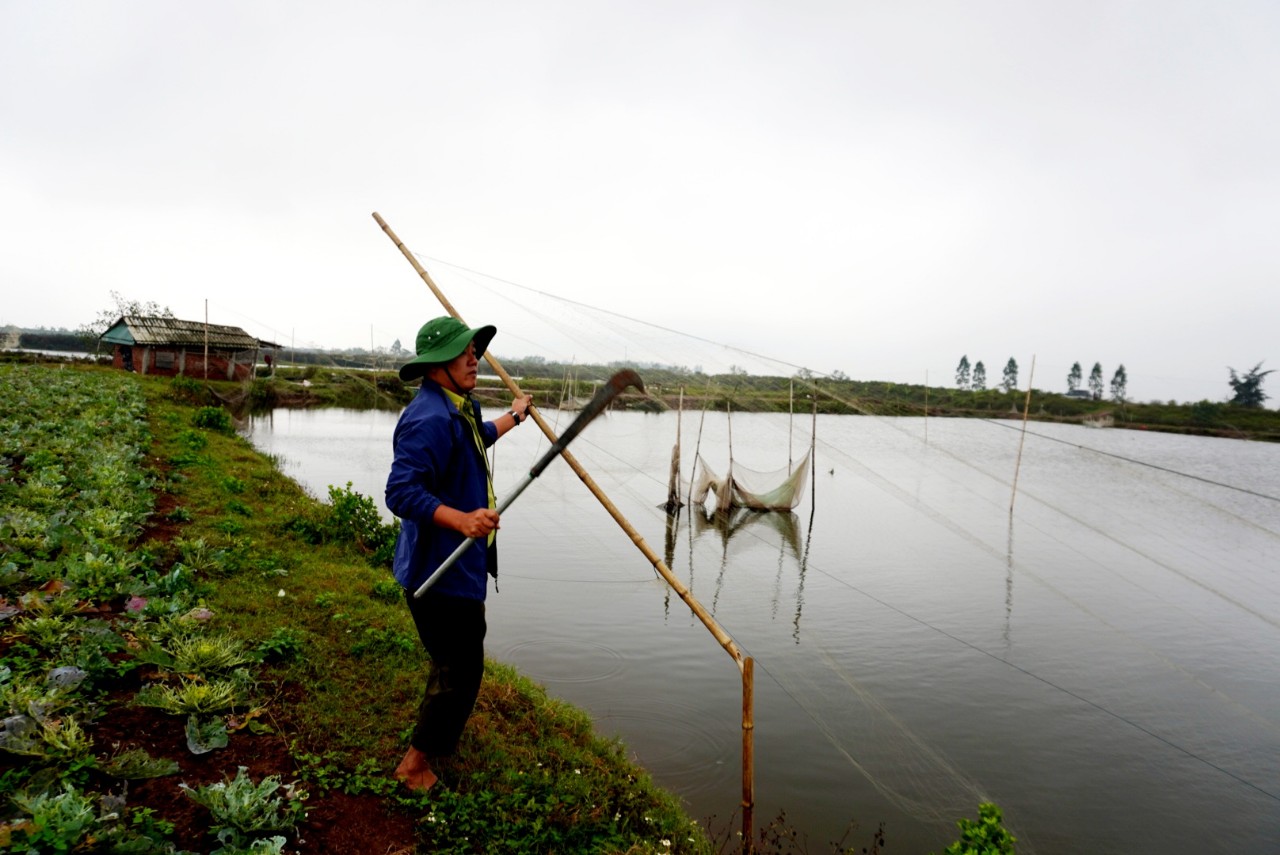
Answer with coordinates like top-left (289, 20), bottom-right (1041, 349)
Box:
top-left (981, 418), bottom-right (1280, 503)
top-left (421, 252), bottom-right (1274, 501)
top-left (417, 253), bottom-right (821, 378)
top-left (783, 556), bottom-right (1280, 804)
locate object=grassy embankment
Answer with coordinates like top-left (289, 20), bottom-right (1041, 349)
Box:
top-left (239, 360), bottom-right (1280, 443)
top-left (5, 343), bottom-right (1277, 441)
top-left (0, 363), bottom-right (712, 854)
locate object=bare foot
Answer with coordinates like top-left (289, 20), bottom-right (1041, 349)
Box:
top-left (393, 746), bottom-right (438, 792)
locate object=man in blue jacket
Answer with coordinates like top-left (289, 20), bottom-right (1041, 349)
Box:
top-left (385, 315), bottom-right (532, 791)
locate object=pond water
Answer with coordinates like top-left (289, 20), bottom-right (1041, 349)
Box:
top-left (246, 406), bottom-right (1280, 854)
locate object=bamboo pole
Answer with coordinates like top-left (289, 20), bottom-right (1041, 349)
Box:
top-left (788, 378), bottom-right (794, 473)
top-left (689, 393), bottom-right (710, 505)
top-left (742, 656), bottom-right (755, 852)
top-left (372, 212), bottom-right (755, 837)
top-left (371, 212), bottom-right (745, 657)
top-left (1009, 355), bottom-right (1036, 516)
top-left (810, 393), bottom-right (818, 508)
top-left (665, 388), bottom-right (684, 511)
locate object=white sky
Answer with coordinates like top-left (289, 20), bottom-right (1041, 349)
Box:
top-left (3, 1), bottom-right (1277, 404)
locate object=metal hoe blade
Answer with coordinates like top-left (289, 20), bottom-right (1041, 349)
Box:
top-left (413, 369), bottom-right (645, 598)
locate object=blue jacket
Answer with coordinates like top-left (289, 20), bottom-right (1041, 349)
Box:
top-left (385, 382), bottom-right (498, 600)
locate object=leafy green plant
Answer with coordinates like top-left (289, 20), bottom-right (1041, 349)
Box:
top-left (166, 504), bottom-right (193, 522)
top-left (186, 714), bottom-right (230, 754)
top-left (174, 537), bottom-right (218, 574)
top-left (59, 626), bottom-right (132, 684)
top-left (370, 578), bottom-right (402, 603)
top-left (135, 677), bottom-right (248, 715)
top-left (324, 482), bottom-right (398, 562)
top-left (938, 803), bottom-right (1016, 855)
top-left (9, 614), bottom-right (73, 650)
top-left (61, 549), bottom-right (140, 601)
top-left (255, 627), bottom-right (305, 664)
top-left (215, 518), bottom-right (246, 536)
top-left (170, 633), bottom-right (254, 674)
top-left (9, 783), bottom-right (99, 851)
top-left (193, 406), bottom-right (234, 434)
top-left (176, 427), bottom-right (209, 450)
top-left (102, 745), bottom-right (181, 779)
top-left (7, 782), bottom-right (181, 853)
top-left (295, 752), bottom-right (399, 797)
top-left (181, 766), bottom-right (307, 852)
top-left (0, 715), bottom-right (94, 763)
top-left (349, 624), bottom-right (418, 659)
top-left (168, 373), bottom-right (206, 404)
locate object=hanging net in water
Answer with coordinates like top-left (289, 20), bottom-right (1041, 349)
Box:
top-left (691, 455), bottom-right (735, 511)
top-left (691, 453), bottom-right (810, 512)
top-left (731, 454), bottom-right (811, 510)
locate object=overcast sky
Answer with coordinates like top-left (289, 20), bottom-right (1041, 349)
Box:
top-left (3, 1), bottom-right (1277, 404)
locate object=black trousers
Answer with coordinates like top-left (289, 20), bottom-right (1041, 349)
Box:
top-left (404, 590), bottom-right (487, 758)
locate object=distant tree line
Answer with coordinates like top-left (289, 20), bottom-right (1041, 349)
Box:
top-left (954, 355), bottom-right (1022, 394)
top-left (952, 355), bottom-right (1272, 408)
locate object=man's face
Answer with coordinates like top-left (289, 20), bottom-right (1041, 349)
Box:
top-left (430, 340), bottom-right (478, 392)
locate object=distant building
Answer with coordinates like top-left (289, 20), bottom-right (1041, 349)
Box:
top-left (99, 316), bottom-right (279, 381)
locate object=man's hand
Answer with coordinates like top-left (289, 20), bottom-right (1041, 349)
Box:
top-left (510, 394), bottom-right (533, 420)
top-left (434, 506), bottom-right (500, 538)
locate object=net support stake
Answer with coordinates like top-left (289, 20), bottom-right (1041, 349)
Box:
top-left (1009, 355), bottom-right (1037, 517)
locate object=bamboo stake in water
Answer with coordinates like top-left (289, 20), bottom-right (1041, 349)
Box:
top-left (1010, 355), bottom-right (1036, 516)
top-left (924, 370), bottom-right (929, 446)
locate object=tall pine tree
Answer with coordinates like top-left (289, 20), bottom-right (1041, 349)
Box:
top-left (1088, 363), bottom-right (1104, 400)
top-left (972, 361), bottom-right (987, 391)
top-left (1228, 362), bottom-right (1273, 408)
top-left (1110, 365), bottom-right (1128, 402)
top-left (955, 355), bottom-right (971, 390)
top-left (1001, 357), bottom-right (1019, 392)
top-left (1067, 362), bottom-right (1082, 392)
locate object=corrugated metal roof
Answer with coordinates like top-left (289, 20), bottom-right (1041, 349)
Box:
top-left (100, 316), bottom-right (279, 349)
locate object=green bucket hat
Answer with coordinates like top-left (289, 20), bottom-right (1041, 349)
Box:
top-left (398, 316), bottom-right (497, 382)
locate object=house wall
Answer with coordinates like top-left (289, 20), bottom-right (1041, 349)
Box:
top-left (111, 345), bottom-right (253, 381)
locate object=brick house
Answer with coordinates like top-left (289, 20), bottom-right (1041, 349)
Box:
top-left (100, 316), bottom-right (279, 381)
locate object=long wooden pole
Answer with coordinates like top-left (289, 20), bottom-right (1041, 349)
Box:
top-left (372, 212), bottom-right (755, 838)
top-left (742, 656), bottom-right (755, 847)
top-left (373, 211), bottom-right (744, 656)
top-left (1009, 355), bottom-right (1036, 516)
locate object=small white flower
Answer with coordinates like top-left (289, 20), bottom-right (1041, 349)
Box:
top-left (661, 840), bottom-right (671, 848)
top-left (277, 588), bottom-right (286, 598)
top-left (574, 768), bottom-right (581, 775)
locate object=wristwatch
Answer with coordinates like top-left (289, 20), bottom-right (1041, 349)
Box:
top-left (508, 409), bottom-right (523, 425)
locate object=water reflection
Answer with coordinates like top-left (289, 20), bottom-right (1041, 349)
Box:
top-left (661, 505), bottom-right (816, 641)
